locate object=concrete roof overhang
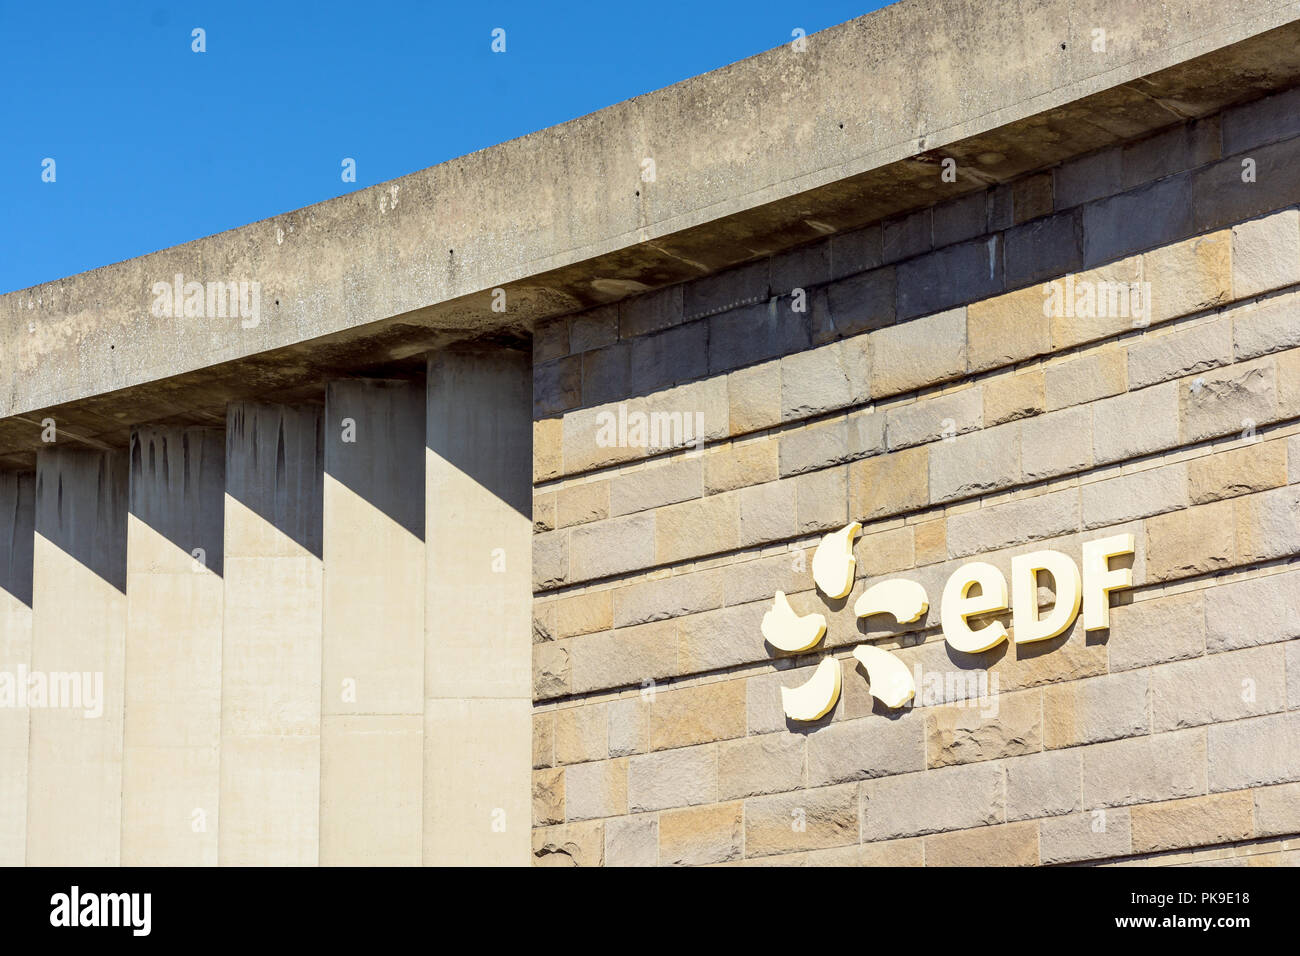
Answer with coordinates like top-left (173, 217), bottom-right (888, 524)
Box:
top-left (4, 0), bottom-right (1300, 468)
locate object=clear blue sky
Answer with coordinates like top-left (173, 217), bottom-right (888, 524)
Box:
top-left (0, 0), bottom-right (887, 294)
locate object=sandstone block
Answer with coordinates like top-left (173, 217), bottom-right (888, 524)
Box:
top-left (745, 784), bottom-right (859, 857)
top-left (654, 493), bottom-right (738, 565)
top-left (1080, 729), bottom-right (1205, 808)
top-left (1254, 781), bottom-right (1300, 838)
top-left (738, 480), bottom-right (797, 547)
top-left (533, 711), bottom-right (555, 768)
top-left (556, 480), bottom-right (610, 527)
top-left (924, 821), bottom-right (1039, 866)
top-left (649, 679), bottom-right (746, 751)
top-left (1204, 568), bottom-right (1300, 652)
top-left (532, 820), bottom-right (604, 867)
top-left (704, 440), bottom-right (778, 495)
top-left (824, 266), bottom-right (896, 336)
top-left (570, 621), bottom-right (678, 694)
top-left (898, 239), bottom-right (1002, 320)
top-left (628, 745), bottom-right (718, 812)
top-left (925, 688), bottom-right (1042, 768)
top-left (967, 286), bottom-right (1049, 374)
top-left (794, 466), bottom-right (848, 534)
top-left (860, 760), bottom-right (1003, 841)
top-left (1207, 712), bottom-right (1300, 791)
top-left (1234, 485), bottom-right (1300, 563)
top-left (1233, 291), bottom-right (1300, 360)
top-left (1179, 358), bottom-right (1276, 445)
top-left (718, 733), bottom-right (805, 800)
top-left (1043, 670), bottom-right (1149, 748)
top-left (984, 369), bottom-right (1045, 425)
top-left (1045, 348), bottom-right (1127, 409)
top-left (620, 284), bottom-right (684, 339)
top-left (612, 569), bottom-right (724, 628)
top-left (1129, 318), bottom-right (1232, 390)
top-left (659, 801), bottom-right (744, 865)
top-left (928, 422), bottom-right (1020, 503)
top-left (1145, 498), bottom-right (1235, 581)
top-left (871, 307), bottom-right (967, 393)
top-left (1021, 405), bottom-right (1092, 481)
top-left (1232, 208), bottom-right (1300, 300)
top-left (886, 387), bottom-right (983, 450)
top-left (806, 712), bottom-right (926, 785)
top-left (945, 488), bottom-right (1079, 558)
top-left (604, 814), bottom-right (659, 866)
top-left (533, 767), bottom-right (565, 826)
top-left (1006, 749), bottom-right (1081, 820)
top-left (1150, 644), bottom-right (1286, 732)
top-left (1092, 381), bottom-right (1179, 465)
top-left (1130, 791), bottom-right (1253, 854)
top-left (1039, 808), bottom-right (1132, 864)
top-left (1108, 590), bottom-right (1205, 671)
top-left (554, 703), bottom-right (608, 765)
top-left (728, 361), bottom-right (782, 435)
top-left (849, 444), bottom-right (929, 520)
top-left (779, 417), bottom-right (852, 477)
top-left (565, 757), bottom-right (628, 821)
top-left (554, 589), bottom-right (613, 639)
top-left (1080, 462), bottom-right (1187, 529)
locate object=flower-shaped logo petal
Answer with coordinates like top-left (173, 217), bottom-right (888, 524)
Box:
top-left (771, 522), bottom-right (921, 722)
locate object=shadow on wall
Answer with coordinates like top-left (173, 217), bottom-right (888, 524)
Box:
top-left (129, 426), bottom-right (226, 578)
top-left (34, 448), bottom-right (128, 594)
top-left (426, 349), bottom-right (532, 521)
top-left (324, 377), bottom-right (426, 542)
top-left (225, 401), bottom-right (325, 560)
top-left (0, 471), bottom-right (34, 607)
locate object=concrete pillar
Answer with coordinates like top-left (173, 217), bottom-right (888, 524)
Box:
top-left (27, 448), bottom-right (128, 866)
top-left (320, 379), bottom-right (425, 865)
top-left (220, 402), bottom-right (323, 865)
top-left (0, 472), bottom-right (34, 865)
top-left (424, 350), bottom-right (532, 865)
top-left (121, 426), bottom-right (225, 865)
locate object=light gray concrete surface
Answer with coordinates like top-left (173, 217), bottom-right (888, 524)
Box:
top-left (424, 349), bottom-right (532, 864)
top-left (3, 0), bottom-right (1300, 467)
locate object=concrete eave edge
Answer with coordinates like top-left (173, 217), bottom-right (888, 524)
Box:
top-left (4, 0), bottom-right (1300, 435)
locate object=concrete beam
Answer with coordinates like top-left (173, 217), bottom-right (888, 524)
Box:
top-left (319, 379), bottom-right (425, 865)
top-left (4, 1), bottom-right (1300, 467)
top-left (26, 448), bottom-right (128, 865)
top-left (424, 349), bottom-right (532, 865)
top-left (220, 402), bottom-right (324, 865)
top-left (121, 426), bottom-right (225, 865)
top-left (0, 471), bottom-right (34, 865)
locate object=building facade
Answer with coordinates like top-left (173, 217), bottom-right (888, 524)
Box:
top-left (3, 0), bottom-right (1300, 865)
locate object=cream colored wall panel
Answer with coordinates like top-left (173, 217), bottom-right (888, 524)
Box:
top-left (27, 449), bottom-right (127, 866)
top-left (220, 402), bottom-right (324, 866)
top-left (423, 698), bottom-right (531, 865)
top-left (0, 471), bottom-right (33, 866)
top-left (219, 734), bottom-right (320, 866)
top-left (319, 715), bottom-right (423, 866)
top-left (121, 427), bottom-right (225, 866)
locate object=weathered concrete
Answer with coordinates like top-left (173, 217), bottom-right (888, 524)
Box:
top-left (319, 379), bottom-right (425, 864)
top-left (26, 449), bottom-right (127, 866)
top-left (6, 2), bottom-right (1300, 468)
top-left (220, 402), bottom-right (324, 865)
top-left (0, 471), bottom-right (33, 865)
top-left (424, 350), bottom-right (532, 865)
top-left (121, 427), bottom-right (225, 865)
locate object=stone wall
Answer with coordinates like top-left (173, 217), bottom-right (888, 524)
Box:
top-left (529, 84), bottom-right (1300, 865)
